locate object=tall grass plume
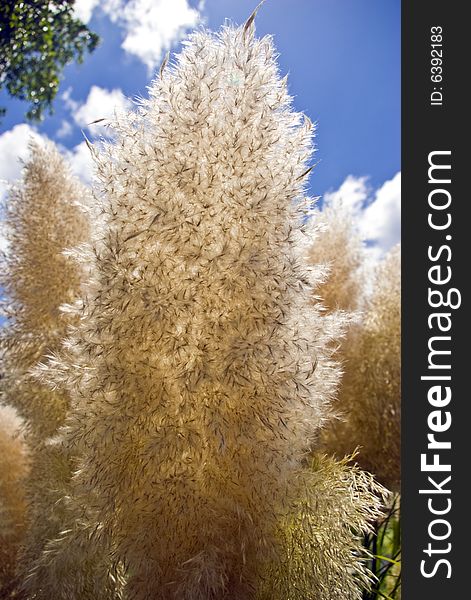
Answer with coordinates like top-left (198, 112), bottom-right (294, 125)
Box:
top-left (39, 12), bottom-right (385, 599)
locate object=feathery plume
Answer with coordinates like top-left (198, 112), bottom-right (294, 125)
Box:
top-left (306, 197), bottom-right (365, 313)
top-left (258, 453), bottom-right (387, 600)
top-left (0, 411), bottom-right (28, 599)
top-left (42, 15), bottom-right (383, 599)
top-left (0, 141), bottom-right (122, 598)
top-left (0, 140), bottom-right (88, 439)
top-left (321, 246), bottom-right (401, 490)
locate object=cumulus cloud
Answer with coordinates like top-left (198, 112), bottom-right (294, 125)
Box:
top-left (73, 85), bottom-right (132, 136)
top-left (323, 172), bottom-right (401, 255)
top-left (75, 0), bottom-right (203, 71)
top-left (60, 85), bottom-right (131, 138)
top-left (115, 0), bottom-right (202, 70)
top-left (61, 86), bottom-right (80, 113)
top-left (361, 172), bottom-right (401, 251)
top-left (56, 85), bottom-right (129, 180)
top-left (73, 0), bottom-right (100, 23)
top-left (56, 120), bottom-right (73, 139)
top-left (66, 141), bottom-right (95, 185)
top-left (324, 175), bottom-right (370, 214)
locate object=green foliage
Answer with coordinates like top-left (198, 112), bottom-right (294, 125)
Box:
top-left (363, 494), bottom-right (401, 600)
top-left (0, 0), bottom-right (99, 120)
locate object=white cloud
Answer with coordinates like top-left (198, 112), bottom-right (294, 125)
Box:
top-left (361, 172), bottom-right (401, 251)
top-left (75, 0), bottom-right (204, 71)
top-left (324, 175), bottom-right (369, 213)
top-left (73, 0), bottom-right (101, 23)
top-left (61, 86), bottom-right (80, 113)
top-left (117, 0), bottom-right (201, 70)
top-left (56, 120), bottom-right (73, 139)
top-left (323, 171), bottom-right (401, 255)
top-left (66, 141), bottom-right (95, 185)
top-left (73, 85), bottom-right (131, 135)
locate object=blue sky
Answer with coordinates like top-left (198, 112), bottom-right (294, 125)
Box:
top-left (0, 0), bottom-right (400, 252)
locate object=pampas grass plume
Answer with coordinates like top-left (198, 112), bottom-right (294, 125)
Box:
top-left (321, 245), bottom-right (401, 490)
top-left (43, 13), bottom-right (385, 600)
top-left (0, 141), bottom-right (123, 598)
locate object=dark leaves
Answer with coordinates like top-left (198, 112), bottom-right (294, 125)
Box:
top-left (0, 0), bottom-right (100, 121)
